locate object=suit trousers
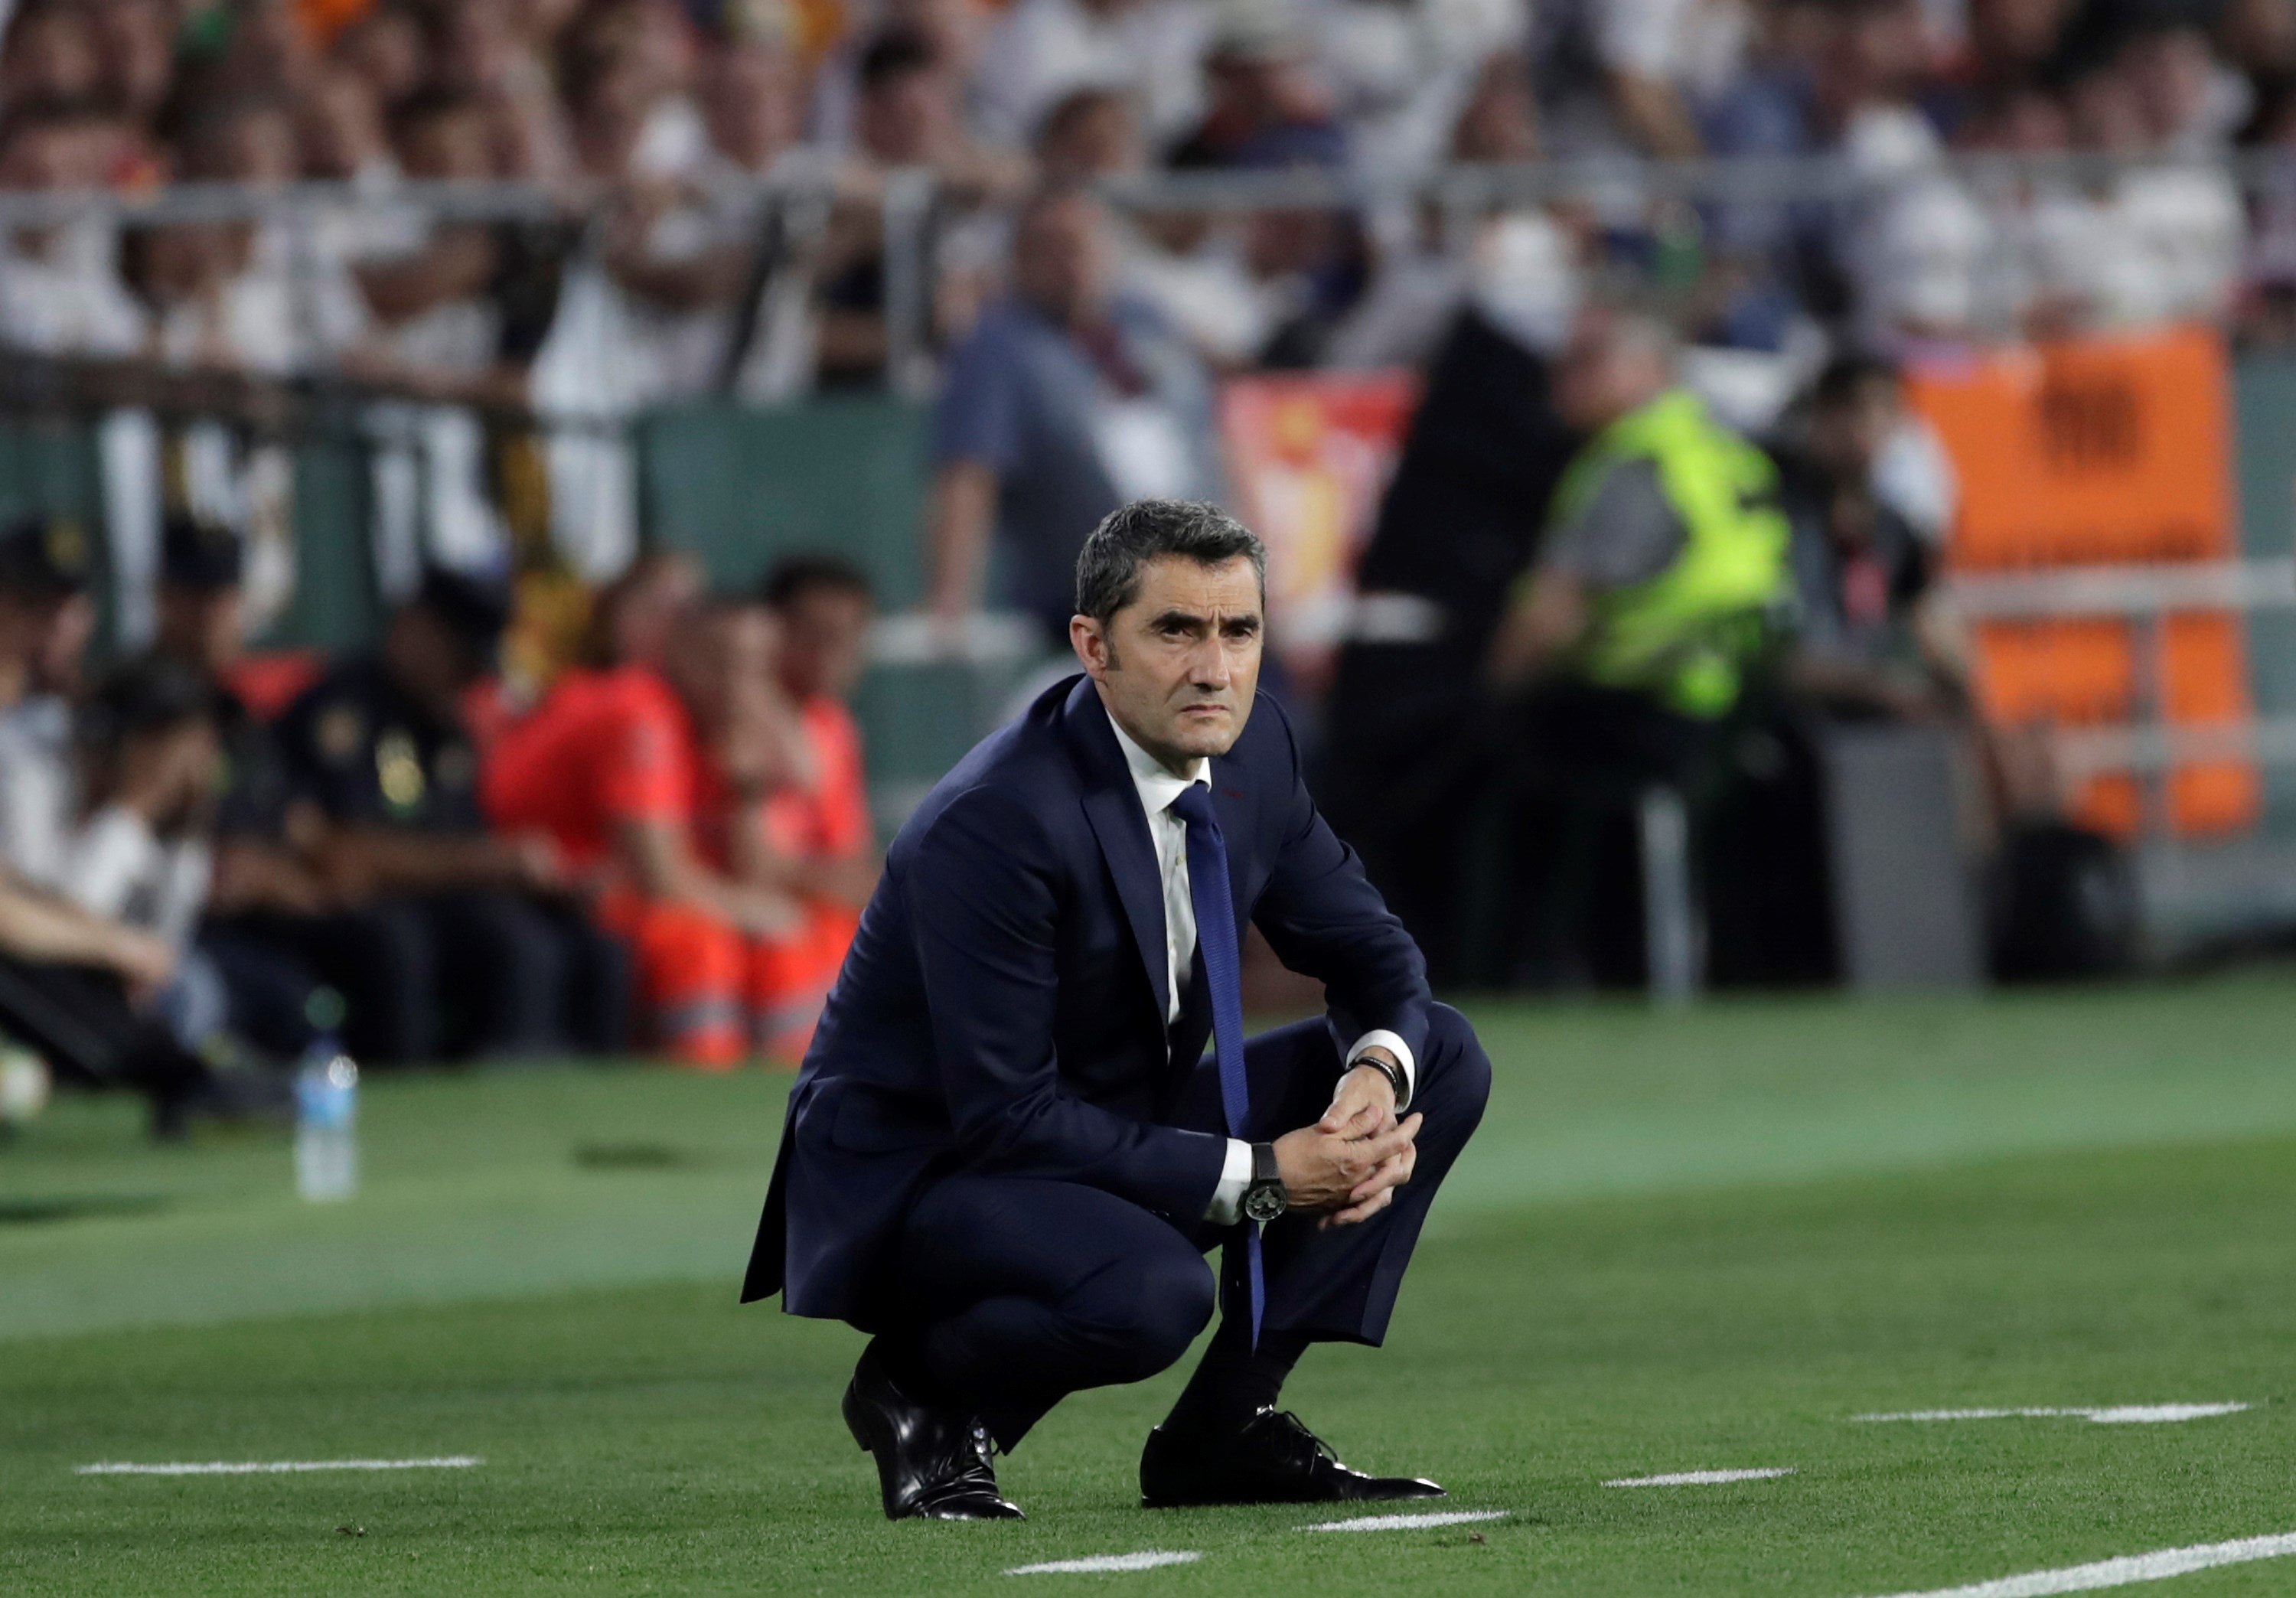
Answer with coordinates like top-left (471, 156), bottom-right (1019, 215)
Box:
top-left (886, 1003), bottom-right (1491, 1448)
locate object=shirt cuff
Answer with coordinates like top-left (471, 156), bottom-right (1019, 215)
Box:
top-left (1345, 1029), bottom-right (1416, 1112)
top-left (1204, 1137), bottom-right (1254, 1225)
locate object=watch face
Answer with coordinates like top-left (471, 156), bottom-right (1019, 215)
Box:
top-left (1243, 1184), bottom-right (1288, 1224)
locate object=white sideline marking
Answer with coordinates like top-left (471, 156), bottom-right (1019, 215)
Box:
top-left (1006, 1551), bottom-right (1202, 1575)
top-left (1606, 1467), bottom-right (1797, 1487)
top-left (1854, 1404), bottom-right (2250, 1426)
top-left (1857, 1530), bottom-right (2296, 1597)
top-left (77, 1456), bottom-right (483, 1476)
top-left (1301, 1510), bottom-right (1510, 1532)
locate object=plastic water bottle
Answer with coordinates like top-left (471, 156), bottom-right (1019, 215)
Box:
top-left (294, 1042), bottom-right (360, 1202)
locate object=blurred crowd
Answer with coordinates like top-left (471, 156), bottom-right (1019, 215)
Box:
top-left (0, 508), bottom-right (881, 1134)
top-left (0, 0), bottom-right (2292, 419)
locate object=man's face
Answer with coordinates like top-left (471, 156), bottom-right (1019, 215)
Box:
top-left (0, 591), bottom-right (94, 695)
top-left (1074, 554), bottom-right (1263, 768)
top-left (386, 605), bottom-right (486, 713)
top-left (704, 44), bottom-right (797, 168)
top-left (1554, 315), bottom-right (1668, 435)
top-left (156, 583), bottom-right (246, 674)
top-left (1014, 197), bottom-right (1112, 328)
top-left (779, 587), bottom-right (873, 703)
top-left (858, 67), bottom-right (946, 163)
top-left (1811, 378), bottom-right (1901, 478)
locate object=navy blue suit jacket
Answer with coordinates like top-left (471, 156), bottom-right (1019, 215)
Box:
top-left (741, 673), bottom-right (1431, 1325)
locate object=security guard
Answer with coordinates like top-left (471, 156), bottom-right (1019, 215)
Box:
top-left (1484, 306), bottom-right (1789, 983)
top-left (267, 569), bottom-right (631, 1062)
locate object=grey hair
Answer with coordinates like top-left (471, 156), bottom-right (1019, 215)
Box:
top-left (1074, 499), bottom-right (1267, 623)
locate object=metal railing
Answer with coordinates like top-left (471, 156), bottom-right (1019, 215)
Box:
top-left (0, 143), bottom-right (2285, 395)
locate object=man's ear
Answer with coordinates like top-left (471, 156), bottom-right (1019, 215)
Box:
top-left (1070, 613), bottom-right (1109, 681)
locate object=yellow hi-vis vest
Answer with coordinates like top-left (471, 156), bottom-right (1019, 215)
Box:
top-left (1546, 388), bottom-right (1789, 719)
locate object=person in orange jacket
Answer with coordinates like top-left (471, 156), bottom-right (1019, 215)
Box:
top-left (481, 556), bottom-right (830, 1067)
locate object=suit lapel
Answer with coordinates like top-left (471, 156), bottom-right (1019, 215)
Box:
top-left (1064, 680), bottom-right (1172, 1026)
top-left (1082, 784), bottom-right (1171, 1026)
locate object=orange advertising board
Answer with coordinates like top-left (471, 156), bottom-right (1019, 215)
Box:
top-left (1912, 324), bottom-right (2232, 569)
top-left (1906, 326), bottom-right (2257, 837)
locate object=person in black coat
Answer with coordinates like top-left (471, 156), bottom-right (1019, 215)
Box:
top-left (1319, 307), bottom-right (1576, 983)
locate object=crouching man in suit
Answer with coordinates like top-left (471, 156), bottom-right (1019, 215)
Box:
top-left (741, 499), bottom-right (1492, 1519)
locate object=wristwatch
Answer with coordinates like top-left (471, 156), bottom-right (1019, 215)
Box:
top-left (1242, 1141), bottom-right (1289, 1224)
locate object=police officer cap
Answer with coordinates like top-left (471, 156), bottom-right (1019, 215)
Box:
top-left (80, 655), bottom-right (214, 747)
top-left (160, 515), bottom-right (243, 591)
top-left (413, 566), bottom-right (514, 655)
top-left (0, 514), bottom-right (93, 599)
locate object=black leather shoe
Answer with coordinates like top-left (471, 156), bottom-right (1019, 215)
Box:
top-left (1139, 1407), bottom-right (1446, 1508)
top-left (841, 1345), bottom-right (1024, 1521)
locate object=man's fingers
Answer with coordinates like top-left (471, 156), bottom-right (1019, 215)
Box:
top-left (1358, 1114), bottom-right (1422, 1164)
top-left (1324, 1187), bottom-right (1397, 1227)
top-left (1330, 1121), bottom-right (1414, 1183)
top-left (1347, 1148), bottom-right (1414, 1205)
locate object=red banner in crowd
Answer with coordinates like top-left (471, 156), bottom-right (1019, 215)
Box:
top-left (1219, 372), bottom-right (1419, 675)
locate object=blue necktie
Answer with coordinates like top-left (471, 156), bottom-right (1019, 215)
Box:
top-left (1169, 783), bottom-right (1264, 1347)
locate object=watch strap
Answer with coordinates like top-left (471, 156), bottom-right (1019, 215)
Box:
top-left (1250, 1140), bottom-right (1280, 1187)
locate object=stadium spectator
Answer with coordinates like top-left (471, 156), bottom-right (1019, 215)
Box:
top-left (0, 2), bottom-right (103, 116)
top-left (808, 0), bottom-right (996, 155)
top-left (331, 2), bottom-right (431, 113)
top-left (133, 96), bottom-right (375, 380)
top-left (360, 90), bottom-right (510, 377)
top-left (481, 556), bottom-right (828, 1065)
top-left (596, 38), bottom-right (820, 403)
top-left (93, 0), bottom-right (177, 129)
top-left (1528, 0), bottom-right (1746, 160)
top-left (813, 27), bottom-right (1026, 390)
top-left (1325, 50), bottom-right (1582, 372)
top-left (1035, 84), bottom-right (1270, 369)
top-left (0, 517), bottom-right (100, 886)
top-left (0, 516), bottom-right (281, 1133)
top-left (1774, 354), bottom-right (1958, 721)
top-left (0, 553), bottom-right (240, 1058)
top-left (923, 184), bottom-right (1218, 636)
top-left (1319, 0), bottom-right (1529, 183)
top-left (755, 553), bottom-right (881, 916)
top-left (65, 657), bottom-right (227, 1036)
top-left (1320, 295), bottom-right (1577, 985)
top-left (267, 568), bottom-right (631, 1062)
top-left (972, 0), bottom-right (1212, 153)
top-left (147, 516), bottom-right (341, 1065)
top-left (1167, 5), bottom-right (1344, 170)
top-left (0, 864), bottom-right (267, 1137)
top-left (0, 114), bottom-right (145, 361)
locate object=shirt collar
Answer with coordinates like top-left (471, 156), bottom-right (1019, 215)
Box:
top-left (1106, 706), bottom-right (1208, 821)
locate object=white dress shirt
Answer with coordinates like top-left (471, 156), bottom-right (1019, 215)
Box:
top-left (1106, 711), bottom-right (1416, 1226)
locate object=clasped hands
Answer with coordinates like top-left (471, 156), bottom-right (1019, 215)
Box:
top-left (1270, 1052), bottom-right (1421, 1231)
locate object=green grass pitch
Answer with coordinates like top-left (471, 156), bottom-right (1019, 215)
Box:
top-left (7, 977), bottom-right (2296, 1595)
